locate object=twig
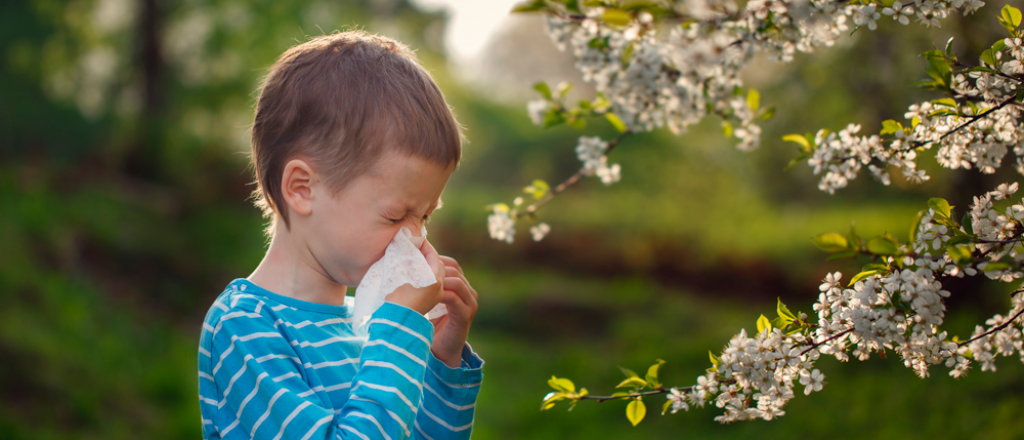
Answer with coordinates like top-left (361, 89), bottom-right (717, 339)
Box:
top-left (578, 386), bottom-right (693, 402)
top-left (959, 306), bottom-right (1024, 346)
top-left (800, 328), bottom-right (853, 356)
top-left (515, 130), bottom-right (632, 219)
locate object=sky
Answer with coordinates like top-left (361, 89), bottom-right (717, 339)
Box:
top-left (410, 0), bottom-right (524, 64)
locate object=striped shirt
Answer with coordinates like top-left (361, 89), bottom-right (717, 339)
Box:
top-left (198, 279), bottom-right (484, 440)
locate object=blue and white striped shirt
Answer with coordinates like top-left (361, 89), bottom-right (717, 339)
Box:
top-left (198, 279), bottom-right (484, 439)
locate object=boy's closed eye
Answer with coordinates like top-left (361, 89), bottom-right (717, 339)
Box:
top-left (386, 214), bottom-right (432, 224)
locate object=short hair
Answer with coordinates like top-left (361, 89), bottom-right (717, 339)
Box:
top-left (250, 30), bottom-right (463, 231)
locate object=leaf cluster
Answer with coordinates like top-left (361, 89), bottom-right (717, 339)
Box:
top-left (540, 359), bottom-right (668, 427)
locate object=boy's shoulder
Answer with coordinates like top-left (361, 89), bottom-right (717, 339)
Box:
top-left (205, 279), bottom-right (273, 318)
top-left (200, 279), bottom-right (286, 341)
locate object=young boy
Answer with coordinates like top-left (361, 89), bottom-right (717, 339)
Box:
top-left (197, 31), bottom-right (483, 440)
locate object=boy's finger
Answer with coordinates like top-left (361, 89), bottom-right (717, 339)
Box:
top-left (439, 256), bottom-right (463, 275)
top-left (444, 267), bottom-right (477, 300)
top-left (443, 277), bottom-right (478, 309)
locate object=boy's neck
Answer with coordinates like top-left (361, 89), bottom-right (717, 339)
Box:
top-left (248, 224), bottom-right (349, 307)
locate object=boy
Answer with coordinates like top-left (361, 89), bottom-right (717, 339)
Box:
top-left (197, 31), bottom-right (483, 440)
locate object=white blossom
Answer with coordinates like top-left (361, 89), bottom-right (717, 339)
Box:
top-left (530, 222), bottom-right (551, 241)
top-left (487, 207), bottom-right (515, 244)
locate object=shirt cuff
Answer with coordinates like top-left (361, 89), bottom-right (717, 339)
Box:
top-left (427, 342), bottom-right (484, 388)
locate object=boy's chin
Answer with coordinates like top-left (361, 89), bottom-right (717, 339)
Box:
top-left (340, 267), bottom-right (371, 288)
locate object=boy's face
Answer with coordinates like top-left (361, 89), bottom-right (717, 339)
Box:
top-left (303, 152), bottom-right (453, 287)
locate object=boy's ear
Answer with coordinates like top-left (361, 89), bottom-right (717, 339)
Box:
top-left (281, 159), bottom-right (316, 217)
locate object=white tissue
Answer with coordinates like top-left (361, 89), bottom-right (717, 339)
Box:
top-left (352, 226), bottom-right (448, 330)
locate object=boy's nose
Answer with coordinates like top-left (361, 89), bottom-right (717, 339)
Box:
top-left (406, 222), bottom-right (427, 247)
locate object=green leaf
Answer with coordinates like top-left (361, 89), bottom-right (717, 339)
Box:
top-left (541, 391), bottom-right (565, 410)
top-left (606, 113), bottom-right (628, 133)
top-left (782, 133), bottom-right (812, 151)
top-left (524, 179), bottom-right (550, 199)
top-left (848, 224), bottom-right (863, 250)
top-left (945, 233), bottom-right (972, 246)
top-left (777, 298), bottom-right (796, 321)
top-left (568, 117), bottom-right (586, 129)
top-left (621, 42), bottom-right (635, 66)
top-left (616, 377), bottom-right (648, 389)
top-left (929, 109), bottom-right (959, 117)
top-left (490, 203), bottom-right (510, 213)
top-left (947, 244), bottom-right (973, 264)
top-left (709, 351), bottom-right (721, 368)
top-left (867, 237), bottom-right (900, 255)
top-left (983, 262), bottom-right (1012, 272)
top-left (771, 316), bottom-right (792, 330)
top-left (962, 211), bottom-right (974, 235)
top-left (645, 359), bottom-right (666, 386)
top-left (619, 366), bottom-right (640, 379)
top-left (512, 0), bottom-right (548, 13)
top-left (812, 232), bottom-right (850, 252)
top-left (993, 39), bottom-right (1008, 54)
top-left (662, 399), bottom-right (673, 415)
top-left (1000, 5), bottom-right (1022, 32)
top-left (747, 89), bottom-right (760, 111)
top-left (760, 106), bottom-right (776, 120)
top-left (626, 399), bottom-right (646, 426)
top-left (757, 314), bottom-right (772, 334)
top-left (881, 120), bottom-right (902, 135)
top-left (981, 48), bottom-right (997, 67)
top-left (912, 116), bottom-right (921, 128)
top-left (785, 154), bottom-right (810, 171)
top-left (548, 376), bottom-right (575, 393)
top-left (932, 98), bottom-right (957, 108)
top-left (945, 37), bottom-right (955, 55)
top-left (555, 81), bottom-right (573, 98)
top-left (543, 108), bottom-right (565, 128)
top-left (928, 198), bottom-right (952, 219)
top-left (722, 121), bottom-right (733, 137)
top-left (533, 82), bottom-right (553, 99)
top-left (601, 9), bottom-right (633, 26)
top-left (863, 263), bottom-right (889, 271)
top-left (926, 56), bottom-right (952, 86)
top-left (849, 270), bottom-right (882, 286)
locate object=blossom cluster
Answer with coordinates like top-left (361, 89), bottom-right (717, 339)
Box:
top-left (661, 181), bottom-right (1024, 422)
top-left (808, 36), bottom-right (1024, 193)
top-left (575, 136), bottom-right (621, 185)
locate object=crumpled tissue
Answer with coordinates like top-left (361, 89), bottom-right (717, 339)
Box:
top-left (352, 226), bottom-right (447, 330)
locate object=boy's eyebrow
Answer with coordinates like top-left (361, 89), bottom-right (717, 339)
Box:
top-left (393, 198), bottom-right (443, 215)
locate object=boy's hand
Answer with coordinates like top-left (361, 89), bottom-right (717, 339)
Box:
top-left (429, 256), bottom-right (478, 368)
top-left (384, 240), bottom-right (446, 315)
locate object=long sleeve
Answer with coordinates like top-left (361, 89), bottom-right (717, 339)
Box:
top-left (414, 344), bottom-right (484, 440)
top-left (209, 301), bottom-right (434, 440)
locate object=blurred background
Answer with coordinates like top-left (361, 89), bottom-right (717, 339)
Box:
top-left (3, 0), bottom-right (1024, 438)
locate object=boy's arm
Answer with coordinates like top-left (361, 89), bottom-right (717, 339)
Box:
top-left (210, 301), bottom-right (436, 440)
top-left (413, 344), bottom-right (484, 440)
